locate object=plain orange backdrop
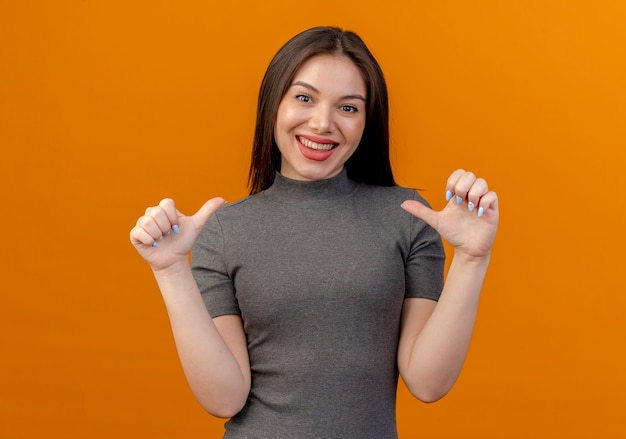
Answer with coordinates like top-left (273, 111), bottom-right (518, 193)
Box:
top-left (1, 1), bottom-right (625, 437)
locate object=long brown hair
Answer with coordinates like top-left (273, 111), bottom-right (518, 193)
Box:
top-left (248, 26), bottom-right (395, 195)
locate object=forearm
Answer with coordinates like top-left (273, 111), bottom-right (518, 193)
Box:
top-left (400, 252), bottom-right (490, 402)
top-left (153, 263), bottom-right (250, 417)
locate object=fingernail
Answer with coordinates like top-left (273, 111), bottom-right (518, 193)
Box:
top-left (478, 207), bottom-right (484, 217)
top-left (446, 190), bottom-right (453, 201)
top-left (165, 231), bottom-right (171, 237)
top-left (152, 241), bottom-right (159, 248)
top-left (456, 196), bottom-right (463, 204)
top-left (172, 224), bottom-right (179, 234)
top-left (468, 201), bottom-right (475, 212)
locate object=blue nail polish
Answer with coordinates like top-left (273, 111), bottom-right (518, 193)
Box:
top-left (152, 241), bottom-right (159, 248)
top-left (172, 224), bottom-right (179, 234)
top-left (446, 190), bottom-right (453, 201)
top-left (478, 207), bottom-right (484, 217)
top-left (468, 201), bottom-right (475, 212)
top-left (456, 196), bottom-right (463, 204)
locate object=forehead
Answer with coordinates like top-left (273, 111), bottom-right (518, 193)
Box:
top-left (291, 54), bottom-right (366, 94)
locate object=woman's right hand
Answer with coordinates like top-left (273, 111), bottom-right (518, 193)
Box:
top-left (130, 197), bottom-right (226, 272)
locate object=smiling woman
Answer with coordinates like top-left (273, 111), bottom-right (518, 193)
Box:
top-left (248, 27), bottom-right (396, 194)
top-left (130, 26), bottom-right (499, 438)
top-left (273, 55), bottom-right (367, 181)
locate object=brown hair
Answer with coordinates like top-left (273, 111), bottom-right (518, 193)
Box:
top-left (248, 26), bottom-right (395, 195)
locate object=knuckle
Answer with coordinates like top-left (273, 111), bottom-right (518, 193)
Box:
top-left (137, 216), bottom-right (153, 229)
top-left (159, 198), bottom-right (174, 208)
top-left (470, 179), bottom-right (488, 196)
top-left (145, 205), bottom-right (161, 216)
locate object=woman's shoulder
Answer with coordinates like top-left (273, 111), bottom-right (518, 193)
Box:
top-left (213, 192), bottom-right (265, 218)
top-left (356, 182), bottom-right (434, 208)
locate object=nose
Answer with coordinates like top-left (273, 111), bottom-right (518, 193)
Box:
top-left (308, 104), bottom-right (333, 133)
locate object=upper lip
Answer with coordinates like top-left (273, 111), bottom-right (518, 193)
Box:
top-left (297, 134), bottom-right (339, 145)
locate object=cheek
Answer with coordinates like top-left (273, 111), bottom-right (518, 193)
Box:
top-left (274, 109), bottom-right (290, 138)
top-left (282, 107), bottom-right (304, 127)
top-left (351, 119), bottom-right (366, 143)
top-left (275, 113), bottom-right (290, 138)
top-left (273, 112), bottom-right (294, 151)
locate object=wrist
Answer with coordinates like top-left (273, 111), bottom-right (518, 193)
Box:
top-left (452, 250), bottom-right (491, 267)
top-left (151, 260), bottom-right (201, 303)
top-left (152, 259), bottom-right (192, 280)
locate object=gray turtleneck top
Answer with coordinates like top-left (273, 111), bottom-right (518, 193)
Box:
top-left (191, 170), bottom-right (444, 438)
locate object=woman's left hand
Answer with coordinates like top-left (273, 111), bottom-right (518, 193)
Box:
top-left (401, 169), bottom-right (499, 260)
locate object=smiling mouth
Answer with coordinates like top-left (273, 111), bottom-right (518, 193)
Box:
top-left (298, 136), bottom-right (338, 151)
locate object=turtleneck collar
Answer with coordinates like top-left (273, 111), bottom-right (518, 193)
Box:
top-left (263, 168), bottom-right (358, 204)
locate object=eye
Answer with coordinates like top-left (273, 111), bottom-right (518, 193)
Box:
top-left (340, 105), bottom-right (358, 113)
top-left (296, 94), bottom-right (312, 103)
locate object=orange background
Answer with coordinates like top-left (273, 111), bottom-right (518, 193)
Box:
top-left (1, 1), bottom-right (625, 437)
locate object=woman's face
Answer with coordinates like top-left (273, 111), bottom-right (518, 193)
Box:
top-left (274, 54), bottom-right (367, 181)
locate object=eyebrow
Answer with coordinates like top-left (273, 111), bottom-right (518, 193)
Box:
top-left (291, 80), bottom-right (366, 102)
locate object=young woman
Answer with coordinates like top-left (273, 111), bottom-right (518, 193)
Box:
top-left (130, 26), bottom-right (498, 438)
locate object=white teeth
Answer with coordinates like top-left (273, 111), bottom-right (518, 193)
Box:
top-left (299, 136), bottom-right (336, 151)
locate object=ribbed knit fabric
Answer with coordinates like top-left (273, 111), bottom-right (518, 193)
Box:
top-left (191, 169), bottom-right (444, 438)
